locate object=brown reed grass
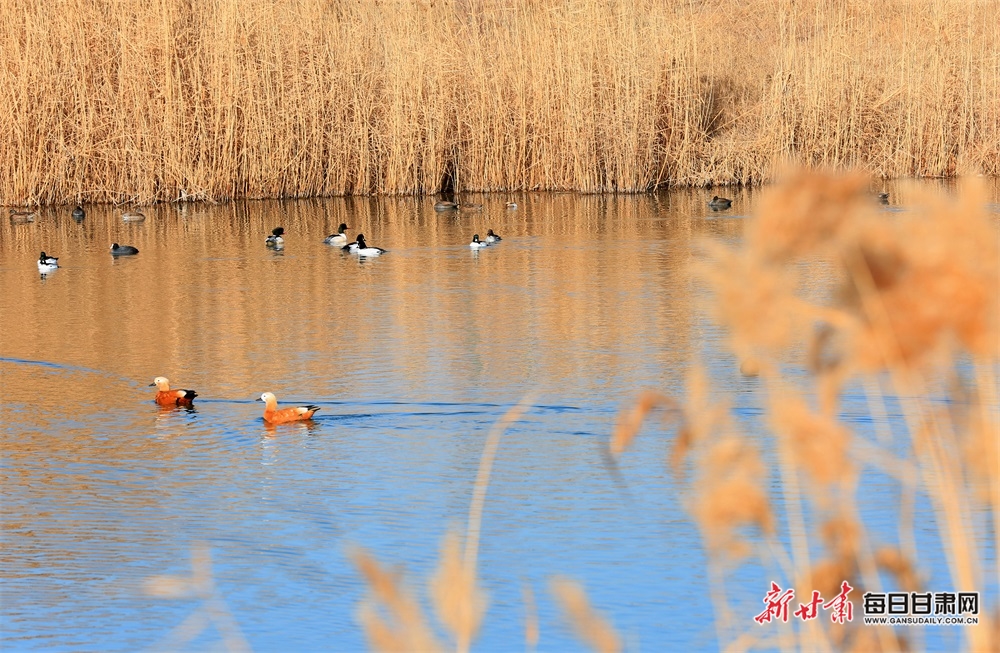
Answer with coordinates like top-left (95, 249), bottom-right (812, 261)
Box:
top-left (351, 398), bottom-right (534, 653)
top-left (549, 577), bottom-right (622, 653)
top-left (430, 531), bottom-right (486, 653)
top-left (522, 583), bottom-right (539, 651)
top-left (770, 395), bottom-right (853, 492)
top-left (608, 390), bottom-right (675, 459)
top-left (351, 547), bottom-right (444, 652)
top-left (611, 170), bottom-right (997, 651)
top-left (692, 436), bottom-right (775, 560)
top-left (3, 0), bottom-right (999, 205)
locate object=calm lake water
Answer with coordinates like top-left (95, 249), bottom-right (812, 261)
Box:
top-left (1, 184), bottom-right (997, 652)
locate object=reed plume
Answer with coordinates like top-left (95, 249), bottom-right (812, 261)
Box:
top-left (430, 531), bottom-right (486, 653)
top-left (351, 547), bottom-right (444, 652)
top-left (351, 398), bottom-right (533, 652)
top-left (612, 170), bottom-right (997, 651)
top-left (549, 577), bottom-right (622, 653)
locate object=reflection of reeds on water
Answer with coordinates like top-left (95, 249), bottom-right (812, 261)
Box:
top-left (3, 0), bottom-right (998, 204)
top-left (614, 171), bottom-right (997, 651)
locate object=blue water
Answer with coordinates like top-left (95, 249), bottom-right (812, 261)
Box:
top-left (0, 187), bottom-right (996, 651)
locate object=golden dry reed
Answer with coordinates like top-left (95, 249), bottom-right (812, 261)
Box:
top-left (3, 0), bottom-right (999, 205)
top-left (351, 398), bottom-right (533, 653)
top-left (612, 171), bottom-right (998, 651)
top-left (549, 577), bottom-right (622, 653)
top-left (351, 547), bottom-right (444, 652)
top-left (522, 582), bottom-right (539, 651)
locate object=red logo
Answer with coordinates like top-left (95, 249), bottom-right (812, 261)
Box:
top-left (756, 581), bottom-right (854, 624)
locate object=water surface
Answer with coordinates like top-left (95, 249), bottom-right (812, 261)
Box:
top-left (1, 184), bottom-right (995, 651)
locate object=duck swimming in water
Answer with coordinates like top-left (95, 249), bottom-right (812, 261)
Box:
top-left (38, 251), bottom-right (59, 275)
top-left (9, 209), bottom-right (36, 224)
top-left (469, 234), bottom-right (489, 249)
top-left (257, 392), bottom-right (320, 424)
top-left (150, 377), bottom-right (198, 406)
top-left (486, 229), bottom-right (502, 243)
top-left (708, 196), bottom-right (732, 210)
top-left (324, 223), bottom-right (350, 245)
top-left (351, 234), bottom-right (387, 257)
top-left (265, 227), bottom-right (285, 247)
top-left (110, 243), bottom-right (140, 256)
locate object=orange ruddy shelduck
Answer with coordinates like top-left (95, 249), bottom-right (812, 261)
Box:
top-left (257, 392), bottom-right (320, 424)
top-left (150, 376), bottom-right (198, 406)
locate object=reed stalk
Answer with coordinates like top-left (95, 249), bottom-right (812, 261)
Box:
top-left (610, 171), bottom-right (997, 651)
top-left (3, 0), bottom-right (998, 205)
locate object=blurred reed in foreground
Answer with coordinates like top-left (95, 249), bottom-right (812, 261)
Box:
top-left (3, 0), bottom-right (998, 205)
top-left (144, 544), bottom-right (250, 652)
top-left (614, 171), bottom-right (998, 651)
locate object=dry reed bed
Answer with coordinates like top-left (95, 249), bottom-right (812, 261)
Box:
top-left (3, 0), bottom-right (999, 205)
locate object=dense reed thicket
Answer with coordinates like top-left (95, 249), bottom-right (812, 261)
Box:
top-left (3, 0), bottom-right (998, 204)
